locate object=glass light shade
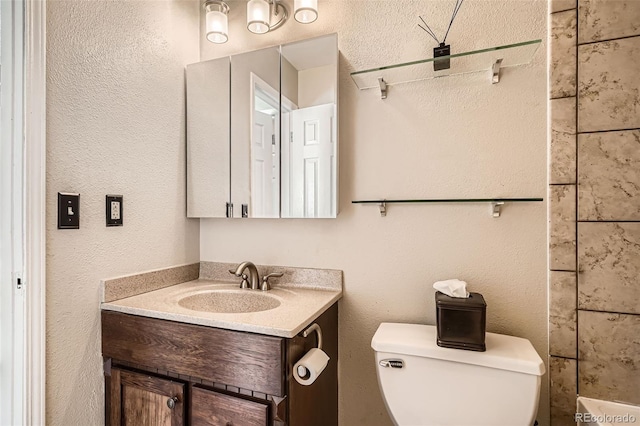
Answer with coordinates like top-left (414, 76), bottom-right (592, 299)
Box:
top-left (294, 0), bottom-right (317, 24)
top-left (206, 9), bottom-right (228, 43)
top-left (247, 0), bottom-right (270, 34)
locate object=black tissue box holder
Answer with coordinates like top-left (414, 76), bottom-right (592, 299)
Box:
top-left (435, 291), bottom-right (486, 352)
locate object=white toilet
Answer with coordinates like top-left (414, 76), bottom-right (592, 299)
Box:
top-left (372, 323), bottom-right (545, 426)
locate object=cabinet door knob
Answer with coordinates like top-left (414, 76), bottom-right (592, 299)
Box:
top-left (167, 396), bottom-right (178, 409)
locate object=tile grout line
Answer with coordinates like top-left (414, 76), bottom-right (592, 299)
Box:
top-left (550, 95), bottom-right (578, 101)
top-left (578, 127), bottom-right (640, 135)
top-left (578, 220), bottom-right (640, 223)
top-left (578, 308), bottom-right (640, 317)
top-left (550, 354), bottom-right (578, 360)
top-left (578, 33), bottom-right (640, 47)
top-left (550, 8), bottom-right (577, 15)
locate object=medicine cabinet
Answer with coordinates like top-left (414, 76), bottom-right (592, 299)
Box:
top-left (187, 33), bottom-right (338, 219)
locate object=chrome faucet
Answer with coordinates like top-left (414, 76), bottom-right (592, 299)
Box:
top-left (231, 261), bottom-right (260, 290)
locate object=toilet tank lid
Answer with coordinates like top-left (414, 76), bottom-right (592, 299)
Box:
top-left (371, 323), bottom-right (545, 376)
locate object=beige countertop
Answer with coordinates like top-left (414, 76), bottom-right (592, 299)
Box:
top-left (101, 278), bottom-right (342, 338)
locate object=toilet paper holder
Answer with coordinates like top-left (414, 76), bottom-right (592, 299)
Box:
top-left (302, 323), bottom-right (323, 350)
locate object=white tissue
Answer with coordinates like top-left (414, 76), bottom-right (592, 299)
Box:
top-left (433, 279), bottom-right (469, 298)
top-left (293, 348), bottom-right (330, 386)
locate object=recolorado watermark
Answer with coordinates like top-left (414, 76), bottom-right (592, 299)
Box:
top-left (575, 412), bottom-right (637, 424)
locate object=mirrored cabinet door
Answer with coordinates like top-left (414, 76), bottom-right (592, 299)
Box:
top-left (186, 57), bottom-right (230, 218)
top-left (280, 34), bottom-right (338, 218)
top-left (230, 46), bottom-right (281, 218)
top-left (186, 34), bottom-right (338, 219)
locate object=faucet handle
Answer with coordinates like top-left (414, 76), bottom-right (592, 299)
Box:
top-left (261, 272), bottom-right (283, 291)
top-left (240, 274), bottom-right (250, 289)
top-left (229, 269), bottom-right (250, 289)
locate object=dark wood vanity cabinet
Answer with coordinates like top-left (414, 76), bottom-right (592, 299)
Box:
top-left (109, 368), bottom-right (185, 426)
top-left (102, 303), bottom-right (338, 426)
top-left (191, 387), bottom-right (269, 426)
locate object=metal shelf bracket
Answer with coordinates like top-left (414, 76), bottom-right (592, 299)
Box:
top-left (491, 201), bottom-right (505, 218)
top-left (378, 77), bottom-right (387, 99)
top-left (379, 201), bottom-right (387, 217)
top-left (492, 58), bottom-right (503, 84)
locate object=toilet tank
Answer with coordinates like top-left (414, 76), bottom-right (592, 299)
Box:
top-left (372, 323), bottom-right (545, 426)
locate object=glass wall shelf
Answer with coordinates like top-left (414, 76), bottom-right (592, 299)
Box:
top-left (352, 197), bottom-right (544, 217)
top-left (350, 39), bottom-right (541, 97)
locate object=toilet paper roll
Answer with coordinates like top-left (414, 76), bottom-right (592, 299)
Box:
top-left (293, 348), bottom-right (330, 386)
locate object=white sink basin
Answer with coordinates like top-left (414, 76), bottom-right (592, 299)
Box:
top-left (177, 290), bottom-right (281, 313)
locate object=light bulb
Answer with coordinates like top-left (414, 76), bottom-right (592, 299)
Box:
top-left (294, 0), bottom-right (317, 24)
top-left (247, 0), bottom-right (270, 34)
top-left (204, 1), bottom-right (229, 44)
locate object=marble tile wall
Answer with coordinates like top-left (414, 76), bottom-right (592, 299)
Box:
top-left (578, 311), bottom-right (640, 404)
top-left (549, 0), bottom-right (640, 423)
top-left (578, 223), bottom-right (640, 313)
top-left (578, 0), bottom-right (640, 43)
top-left (549, 185), bottom-right (576, 270)
top-left (578, 130), bottom-right (640, 220)
top-left (550, 98), bottom-right (577, 184)
top-left (551, 0), bottom-right (576, 13)
top-left (549, 3), bottom-right (579, 424)
top-left (550, 357), bottom-right (578, 426)
top-left (549, 271), bottom-right (577, 358)
top-left (550, 11), bottom-right (577, 99)
top-left (578, 37), bottom-right (640, 133)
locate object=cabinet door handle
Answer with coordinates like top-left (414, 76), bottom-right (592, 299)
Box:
top-left (167, 396), bottom-right (178, 409)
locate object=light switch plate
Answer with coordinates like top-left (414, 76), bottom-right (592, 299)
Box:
top-left (58, 192), bottom-right (80, 229)
top-left (106, 195), bottom-right (123, 226)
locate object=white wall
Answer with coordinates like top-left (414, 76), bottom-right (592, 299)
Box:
top-left (46, 0), bottom-right (200, 424)
top-left (199, 1), bottom-right (548, 425)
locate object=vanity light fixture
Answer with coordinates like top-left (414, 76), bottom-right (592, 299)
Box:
top-left (294, 0), bottom-right (318, 24)
top-left (247, 0), bottom-right (289, 34)
top-left (204, 0), bottom-right (230, 44)
top-left (205, 0), bottom-right (318, 43)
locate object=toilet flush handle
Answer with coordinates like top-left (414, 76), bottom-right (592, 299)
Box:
top-left (379, 359), bottom-right (404, 369)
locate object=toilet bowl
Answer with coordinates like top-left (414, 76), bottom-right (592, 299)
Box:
top-left (371, 323), bottom-right (545, 426)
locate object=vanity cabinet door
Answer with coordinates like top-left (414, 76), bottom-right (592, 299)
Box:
top-left (191, 387), bottom-right (269, 426)
top-left (109, 367), bottom-right (185, 426)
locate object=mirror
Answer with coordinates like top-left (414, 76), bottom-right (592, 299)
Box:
top-left (280, 34), bottom-right (338, 218)
top-left (186, 34), bottom-right (338, 219)
top-left (230, 46), bottom-right (281, 218)
top-left (186, 57), bottom-right (230, 218)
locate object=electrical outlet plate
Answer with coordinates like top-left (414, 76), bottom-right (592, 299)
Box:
top-left (58, 192), bottom-right (80, 229)
top-left (106, 195), bottom-right (123, 226)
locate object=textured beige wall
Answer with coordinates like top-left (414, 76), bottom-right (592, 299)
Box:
top-left (199, 1), bottom-right (549, 425)
top-left (46, 0), bottom-right (200, 424)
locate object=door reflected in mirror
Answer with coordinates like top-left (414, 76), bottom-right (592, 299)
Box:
top-left (281, 34), bottom-right (338, 218)
top-left (251, 74), bottom-right (280, 218)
